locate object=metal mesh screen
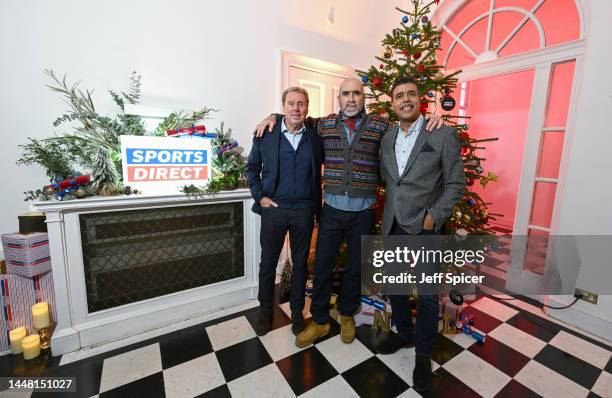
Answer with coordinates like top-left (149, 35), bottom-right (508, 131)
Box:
top-left (80, 201), bottom-right (245, 313)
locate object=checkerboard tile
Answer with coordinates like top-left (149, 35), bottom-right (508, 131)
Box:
top-left (487, 322), bottom-right (547, 358)
top-left (215, 337), bottom-right (273, 382)
top-left (550, 331), bottom-right (611, 369)
top-left (258, 324), bottom-right (307, 362)
top-left (514, 360), bottom-right (590, 398)
top-left (377, 346), bottom-right (425, 386)
top-left (205, 316), bottom-right (257, 351)
top-left (227, 363), bottom-right (294, 398)
top-left (162, 352), bottom-right (225, 397)
top-left (592, 370), bottom-right (612, 397)
top-left (2, 290), bottom-right (610, 398)
top-left (98, 343), bottom-right (162, 393)
top-left (470, 297), bottom-right (519, 322)
top-left (276, 346), bottom-right (338, 395)
top-left (341, 356), bottom-right (410, 397)
top-left (444, 350), bottom-right (512, 396)
top-left (315, 335), bottom-right (374, 373)
top-left (298, 375), bottom-right (358, 397)
top-left (468, 335), bottom-right (531, 377)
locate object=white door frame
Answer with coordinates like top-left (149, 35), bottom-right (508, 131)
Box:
top-left (280, 50), bottom-right (354, 93)
top-left (433, 0), bottom-right (588, 298)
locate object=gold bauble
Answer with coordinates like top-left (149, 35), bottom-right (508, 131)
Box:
top-left (384, 47), bottom-right (393, 59)
top-left (73, 188), bottom-right (89, 199)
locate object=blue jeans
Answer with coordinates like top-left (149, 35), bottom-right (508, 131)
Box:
top-left (389, 219), bottom-right (439, 356)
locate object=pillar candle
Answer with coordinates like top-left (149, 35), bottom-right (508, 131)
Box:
top-left (9, 327), bottom-right (27, 355)
top-left (21, 335), bottom-right (41, 360)
top-left (32, 302), bottom-right (50, 329)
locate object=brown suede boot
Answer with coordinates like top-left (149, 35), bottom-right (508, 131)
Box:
top-left (340, 315), bottom-right (356, 344)
top-left (295, 322), bottom-right (330, 348)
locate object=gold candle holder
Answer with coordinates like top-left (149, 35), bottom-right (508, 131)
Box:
top-left (35, 321), bottom-right (56, 350)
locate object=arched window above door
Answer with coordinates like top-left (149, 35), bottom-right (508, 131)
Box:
top-left (438, 0), bottom-right (582, 69)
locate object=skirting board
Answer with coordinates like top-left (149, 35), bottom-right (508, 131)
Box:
top-left (51, 283), bottom-right (258, 356)
top-left (545, 296), bottom-right (612, 342)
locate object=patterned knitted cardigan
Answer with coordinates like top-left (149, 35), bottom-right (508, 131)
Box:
top-left (318, 113), bottom-right (389, 199)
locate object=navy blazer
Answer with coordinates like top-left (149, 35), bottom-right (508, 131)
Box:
top-left (245, 122), bottom-right (323, 221)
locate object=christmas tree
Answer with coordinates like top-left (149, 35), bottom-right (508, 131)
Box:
top-left (358, 0), bottom-right (500, 235)
top-left (91, 148), bottom-right (119, 196)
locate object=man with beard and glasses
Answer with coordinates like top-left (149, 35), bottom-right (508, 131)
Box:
top-left (254, 77), bottom-right (444, 348)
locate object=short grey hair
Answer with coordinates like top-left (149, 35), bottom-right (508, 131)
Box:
top-left (282, 87), bottom-right (309, 105)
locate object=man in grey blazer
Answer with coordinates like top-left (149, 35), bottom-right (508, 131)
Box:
top-left (377, 76), bottom-right (466, 393)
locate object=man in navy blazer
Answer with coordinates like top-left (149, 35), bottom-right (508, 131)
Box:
top-left (245, 87), bottom-right (322, 336)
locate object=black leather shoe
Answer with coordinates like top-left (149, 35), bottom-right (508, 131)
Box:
top-left (413, 354), bottom-right (433, 392)
top-left (255, 310), bottom-right (273, 336)
top-left (373, 331), bottom-right (414, 354)
top-left (291, 311), bottom-right (306, 336)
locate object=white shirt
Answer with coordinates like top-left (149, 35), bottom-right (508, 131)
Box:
top-left (395, 114), bottom-right (424, 175)
top-left (281, 118), bottom-right (306, 151)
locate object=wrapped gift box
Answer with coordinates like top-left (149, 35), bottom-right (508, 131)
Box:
top-left (1, 233), bottom-right (52, 277)
top-left (355, 296), bottom-right (392, 327)
top-left (0, 272), bottom-right (56, 353)
top-left (354, 302), bottom-right (376, 327)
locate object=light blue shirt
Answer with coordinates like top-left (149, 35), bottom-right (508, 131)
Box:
top-left (324, 112), bottom-right (376, 212)
top-left (281, 118), bottom-right (306, 151)
top-left (395, 115), bottom-right (424, 175)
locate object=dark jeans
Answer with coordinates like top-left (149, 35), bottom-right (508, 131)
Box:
top-left (311, 205), bottom-right (376, 324)
top-left (258, 207), bottom-right (314, 312)
top-left (389, 219), bottom-right (439, 356)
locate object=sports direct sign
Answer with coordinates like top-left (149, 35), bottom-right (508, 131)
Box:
top-left (120, 136), bottom-right (212, 194)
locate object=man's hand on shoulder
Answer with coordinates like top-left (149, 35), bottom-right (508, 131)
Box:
top-left (255, 115), bottom-right (278, 138)
top-left (424, 114), bottom-right (445, 131)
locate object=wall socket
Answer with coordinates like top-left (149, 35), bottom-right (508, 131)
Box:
top-left (574, 288), bottom-right (598, 305)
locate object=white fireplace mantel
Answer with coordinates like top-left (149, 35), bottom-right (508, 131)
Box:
top-left (31, 189), bottom-right (260, 356)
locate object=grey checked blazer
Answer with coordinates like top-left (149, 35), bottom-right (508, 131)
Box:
top-left (380, 123), bottom-right (466, 235)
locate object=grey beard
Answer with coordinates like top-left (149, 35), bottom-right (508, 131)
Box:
top-left (343, 106), bottom-right (362, 117)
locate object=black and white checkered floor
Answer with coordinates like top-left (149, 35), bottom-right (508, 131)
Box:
top-left (1, 290), bottom-right (611, 398)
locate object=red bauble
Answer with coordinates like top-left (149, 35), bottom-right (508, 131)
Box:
top-left (413, 52), bottom-right (422, 60)
top-left (379, 63), bottom-right (384, 69)
top-left (417, 64), bottom-right (425, 73)
top-left (373, 77), bottom-right (383, 87)
top-left (460, 132), bottom-right (470, 140)
top-left (401, 49), bottom-right (409, 57)
top-left (419, 102), bottom-right (429, 114)
top-left (461, 147), bottom-right (469, 155)
top-left (467, 178), bottom-right (474, 186)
